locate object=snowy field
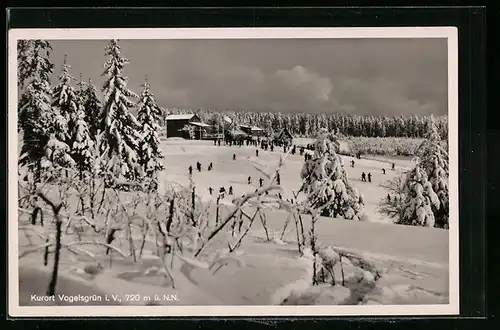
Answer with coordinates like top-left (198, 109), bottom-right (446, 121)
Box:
top-left (159, 139), bottom-right (413, 223)
top-left (18, 138), bottom-right (449, 307)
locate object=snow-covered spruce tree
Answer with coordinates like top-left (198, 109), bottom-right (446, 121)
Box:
top-left (415, 115), bottom-right (449, 228)
top-left (300, 129), bottom-right (364, 220)
top-left (99, 39), bottom-right (141, 184)
top-left (137, 77), bottom-right (165, 190)
top-left (399, 163), bottom-right (440, 227)
top-left (17, 40), bottom-right (35, 89)
top-left (71, 76), bottom-right (96, 180)
top-left (81, 78), bottom-right (103, 140)
top-left (52, 54), bottom-right (79, 140)
top-left (18, 40), bottom-right (58, 181)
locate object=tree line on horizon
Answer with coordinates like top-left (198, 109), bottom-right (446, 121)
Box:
top-left (165, 108), bottom-right (448, 140)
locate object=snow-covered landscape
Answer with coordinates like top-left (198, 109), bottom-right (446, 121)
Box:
top-left (13, 37), bottom-right (452, 312)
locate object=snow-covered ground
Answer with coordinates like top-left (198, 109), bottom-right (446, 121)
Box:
top-left (17, 138), bottom-right (449, 308)
top-left (159, 139), bottom-right (411, 223)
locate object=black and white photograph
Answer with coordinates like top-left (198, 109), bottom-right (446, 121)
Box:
top-left (9, 28), bottom-right (459, 317)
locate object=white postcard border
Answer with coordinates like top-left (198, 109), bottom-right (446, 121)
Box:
top-left (8, 27), bottom-right (459, 317)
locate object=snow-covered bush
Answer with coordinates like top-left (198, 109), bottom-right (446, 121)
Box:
top-left (399, 164), bottom-right (440, 227)
top-left (300, 129), bottom-right (364, 220)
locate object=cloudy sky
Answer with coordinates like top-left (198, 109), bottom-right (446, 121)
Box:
top-left (48, 38), bottom-right (448, 116)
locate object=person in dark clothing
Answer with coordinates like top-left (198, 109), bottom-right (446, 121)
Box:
top-left (259, 177), bottom-right (264, 188)
top-left (208, 162), bottom-right (213, 171)
top-left (248, 176), bottom-right (252, 184)
top-left (255, 189), bottom-right (259, 193)
top-left (218, 139), bottom-right (221, 146)
top-left (387, 194), bottom-right (391, 202)
top-left (292, 145), bottom-right (296, 155)
top-left (188, 165), bottom-right (193, 176)
top-left (213, 139), bottom-right (217, 146)
top-left (300, 147), bottom-right (304, 156)
top-left (392, 163), bottom-right (396, 171)
top-left (382, 168), bottom-right (386, 175)
top-left (368, 173), bottom-right (372, 183)
top-left (271, 144), bottom-right (274, 152)
top-left (351, 160), bottom-right (355, 168)
top-left (278, 193), bottom-right (282, 200)
top-left (361, 172), bottom-right (366, 182)
top-left (196, 161), bottom-right (201, 172)
top-left (276, 171), bottom-right (281, 185)
top-left (256, 149), bottom-right (259, 157)
top-left (233, 153), bottom-right (236, 161)
top-left (208, 187), bottom-right (213, 195)
top-left (228, 186), bottom-right (233, 195)
top-left (219, 186), bottom-right (226, 199)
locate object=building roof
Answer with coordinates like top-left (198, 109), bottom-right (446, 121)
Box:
top-left (165, 114), bottom-right (196, 120)
top-left (230, 129), bottom-right (248, 136)
top-left (189, 122), bottom-right (211, 128)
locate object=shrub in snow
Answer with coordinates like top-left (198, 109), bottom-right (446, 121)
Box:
top-left (415, 115), bottom-right (449, 228)
top-left (378, 175), bottom-right (406, 221)
top-left (99, 39), bottom-right (142, 184)
top-left (300, 129), bottom-right (364, 220)
top-left (398, 164), bottom-right (440, 227)
top-left (137, 78), bottom-right (165, 190)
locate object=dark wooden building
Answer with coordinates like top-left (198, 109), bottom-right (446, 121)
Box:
top-left (165, 114), bottom-right (203, 139)
top-left (238, 124), bottom-right (266, 137)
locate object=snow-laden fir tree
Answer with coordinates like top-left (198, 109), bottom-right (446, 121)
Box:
top-left (399, 163), bottom-right (440, 227)
top-left (17, 40), bottom-right (35, 89)
top-left (18, 40), bottom-right (58, 181)
top-left (99, 39), bottom-right (141, 184)
top-left (52, 54), bottom-right (79, 139)
top-left (300, 129), bottom-right (364, 220)
top-left (137, 76), bottom-right (165, 189)
top-left (71, 75), bottom-right (96, 179)
top-left (415, 115), bottom-right (449, 228)
top-left (81, 78), bottom-right (103, 139)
